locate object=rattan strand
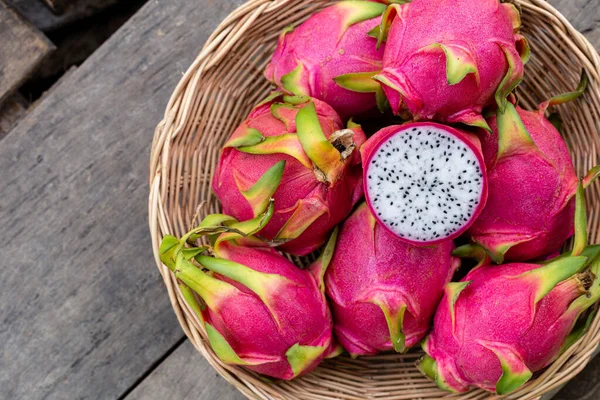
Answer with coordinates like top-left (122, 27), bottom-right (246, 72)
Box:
top-left (149, 1), bottom-right (600, 398)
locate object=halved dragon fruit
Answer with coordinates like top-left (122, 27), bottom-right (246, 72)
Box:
top-left (361, 123), bottom-right (488, 244)
top-left (159, 203), bottom-right (338, 380)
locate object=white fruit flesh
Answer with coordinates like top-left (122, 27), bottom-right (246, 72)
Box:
top-left (365, 126), bottom-right (484, 242)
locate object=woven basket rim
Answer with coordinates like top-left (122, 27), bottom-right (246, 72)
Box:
top-left (149, 1), bottom-right (600, 399)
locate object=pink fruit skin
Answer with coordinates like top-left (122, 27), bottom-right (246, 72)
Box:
top-left (468, 107), bottom-right (579, 261)
top-left (324, 203), bottom-right (459, 356)
top-left (361, 123), bottom-right (488, 245)
top-left (265, 3), bottom-right (385, 119)
top-left (205, 240), bottom-right (335, 379)
top-left (212, 97), bottom-right (366, 256)
top-left (424, 262), bottom-right (586, 392)
top-left (378, 0), bottom-right (524, 124)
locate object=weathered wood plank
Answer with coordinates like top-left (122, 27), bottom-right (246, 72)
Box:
top-left (40, 0), bottom-right (67, 14)
top-left (0, 0), bottom-right (54, 103)
top-left (127, 2), bottom-right (600, 400)
top-left (0, 93), bottom-right (28, 139)
top-left (7, 0), bottom-right (134, 32)
top-left (125, 341), bottom-right (245, 400)
top-left (548, 0), bottom-right (600, 50)
top-left (0, 0), bottom-right (245, 399)
top-left (26, 3), bottom-right (140, 89)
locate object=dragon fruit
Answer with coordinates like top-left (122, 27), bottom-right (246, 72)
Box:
top-left (419, 194), bottom-right (600, 394)
top-left (159, 202), bottom-right (338, 380)
top-left (323, 203), bottom-right (459, 356)
top-left (419, 253), bottom-right (600, 394)
top-left (374, 0), bottom-right (529, 129)
top-left (468, 75), bottom-right (599, 262)
top-left (265, 1), bottom-right (387, 119)
top-left (361, 122), bottom-right (488, 244)
top-left (419, 196), bottom-right (600, 394)
top-left (212, 93), bottom-right (366, 256)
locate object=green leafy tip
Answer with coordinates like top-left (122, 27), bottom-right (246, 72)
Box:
top-left (334, 71), bottom-right (381, 93)
top-left (583, 166), bottom-right (600, 189)
top-left (223, 127), bottom-right (264, 149)
top-left (205, 323), bottom-right (277, 366)
top-left (538, 70), bottom-right (588, 113)
top-left (280, 64), bottom-right (305, 96)
top-left (240, 161), bottom-right (285, 217)
top-left (496, 102), bottom-right (537, 161)
top-left (478, 341), bottom-right (532, 395)
top-left (425, 42), bottom-right (478, 86)
top-left (416, 354), bottom-right (437, 381)
top-left (495, 42), bottom-right (523, 113)
top-left (196, 255), bottom-right (289, 303)
top-left (159, 235), bottom-right (180, 270)
top-left (368, 297), bottom-right (407, 353)
top-left (337, 1), bottom-right (387, 35)
top-left (415, 353), bottom-right (456, 393)
top-left (520, 256), bottom-right (588, 304)
top-left (296, 102), bottom-right (350, 184)
top-left (572, 181), bottom-right (587, 257)
top-left (285, 343), bottom-right (327, 378)
top-left (445, 281), bottom-right (471, 332)
top-left (376, 4), bottom-right (402, 49)
top-left (452, 244), bottom-right (487, 262)
top-left (309, 227), bottom-right (338, 293)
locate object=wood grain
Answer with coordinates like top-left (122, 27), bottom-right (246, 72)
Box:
top-left (0, 0), bottom-right (54, 103)
top-left (7, 0), bottom-right (126, 32)
top-left (130, 1), bottom-right (600, 399)
top-left (0, 0), bottom-right (597, 400)
top-left (548, 0), bottom-right (600, 50)
top-left (0, 93), bottom-right (28, 139)
top-left (125, 340), bottom-right (244, 400)
top-left (0, 0), bottom-right (245, 399)
top-left (41, 0), bottom-right (67, 14)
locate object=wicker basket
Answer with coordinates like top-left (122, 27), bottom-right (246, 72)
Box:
top-left (149, 1), bottom-right (600, 398)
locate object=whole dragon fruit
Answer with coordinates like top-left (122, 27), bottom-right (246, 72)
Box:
top-left (468, 75), bottom-right (599, 262)
top-left (419, 240), bottom-right (600, 394)
top-left (159, 203), bottom-right (338, 380)
top-left (265, 1), bottom-right (387, 119)
top-left (212, 93), bottom-right (366, 256)
top-left (375, 0), bottom-right (529, 129)
top-left (361, 123), bottom-right (488, 244)
top-left (324, 203), bottom-right (459, 356)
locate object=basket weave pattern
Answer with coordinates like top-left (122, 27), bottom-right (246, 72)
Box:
top-left (149, 1), bottom-right (600, 398)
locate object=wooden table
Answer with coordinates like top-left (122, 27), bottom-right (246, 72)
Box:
top-left (0, 1), bottom-right (598, 399)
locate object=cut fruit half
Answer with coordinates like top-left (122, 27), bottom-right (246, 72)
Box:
top-left (361, 123), bottom-right (488, 244)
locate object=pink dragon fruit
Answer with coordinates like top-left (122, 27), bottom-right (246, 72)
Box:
top-left (159, 202), bottom-right (338, 380)
top-left (467, 75), bottom-right (599, 262)
top-left (361, 123), bottom-right (488, 244)
top-left (374, 0), bottom-right (529, 129)
top-left (419, 231), bottom-right (600, 394)
top-left (212, 93), bottom-right (366, 256)
top-left (265, 1), bottom-right (387, 119)
top-left (323, 203), bottom-right (460, 356)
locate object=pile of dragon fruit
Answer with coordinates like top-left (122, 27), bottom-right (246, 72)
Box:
top-left (160, 0), bottom-right (600, 395)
